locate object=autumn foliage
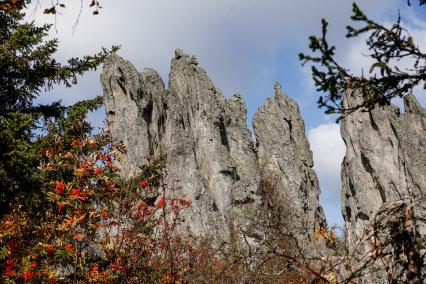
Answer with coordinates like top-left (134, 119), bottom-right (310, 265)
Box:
top-left (0, 105), bottom-right (194, 283)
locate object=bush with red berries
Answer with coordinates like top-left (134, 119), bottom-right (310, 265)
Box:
top-left (0, 101), bottom-right (192, 283)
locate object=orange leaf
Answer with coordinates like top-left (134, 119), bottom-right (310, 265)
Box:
top-left (72, 231), bottom-right (85, 241)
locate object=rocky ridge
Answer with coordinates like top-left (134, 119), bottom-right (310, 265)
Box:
top-left (101, 49), bottom-right (326, 246)
top-left (340, 92), bottom-right (426, 282)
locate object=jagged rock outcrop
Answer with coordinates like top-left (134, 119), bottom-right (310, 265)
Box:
top-left (101, 49), bottom-right (325, 247)
top-left (253, 83), bottom-right (325, 240)
top-left (340, 93), bottom-right (426, 282)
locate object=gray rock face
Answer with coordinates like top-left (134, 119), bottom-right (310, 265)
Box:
top-left (340, 92), bottom-right (426, 282)
top-left (253, 82), bottom-right (325, 239)
top-left (102, 55), bottom-right (166, 178)
top-left (101, 50), bottom-right (325, 246)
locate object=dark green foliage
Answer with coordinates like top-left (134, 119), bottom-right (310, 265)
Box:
top-left (0, 2), bottom-right (118, 215)
top-left (299, 3), bottom-right (426, 118)
top-left (0, 112), bottom-right (42, 214)
top-left (57, 96), bottom-right (104, 138)
top-left (408, 0), bottom-right (426, 6)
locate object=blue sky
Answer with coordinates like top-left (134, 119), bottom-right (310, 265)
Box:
top-left (30, 0), bottom-right (426, 227)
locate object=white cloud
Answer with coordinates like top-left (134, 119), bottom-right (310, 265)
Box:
top-left (27, 0), bottom-right (402, 104)
top-left (309, 124), bottom-right (345, 178)
top-left (308, 123), bottom-right (346, 225)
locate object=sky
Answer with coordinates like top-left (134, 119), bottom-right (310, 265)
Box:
top-left (28, 0), bottom-right (426, 227)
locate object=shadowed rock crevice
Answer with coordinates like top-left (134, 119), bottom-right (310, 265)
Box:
top-left (101, 49), bottom-right (325, 247)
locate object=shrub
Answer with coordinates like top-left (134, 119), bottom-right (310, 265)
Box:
top-left (0, 102), bottom-right (192, 283)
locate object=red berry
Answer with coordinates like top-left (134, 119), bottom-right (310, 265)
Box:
top-left (47, 246), bottom-right (55, 255)
top-left (139, 180), bottom-right (149, 188)
top-left (55, 182), bottom-right (65, 195)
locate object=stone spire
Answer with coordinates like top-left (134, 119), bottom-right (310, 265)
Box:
top-left (340, 92), bottom-right (426, 282)
top-left (101, 49), bottom-right (325, 248)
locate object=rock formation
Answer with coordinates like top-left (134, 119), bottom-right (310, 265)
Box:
top-left (340, 92), bottom-right (426, 282)
top-left (101, 49), bottom-right (326, 247)
top-left (100, 48), bottom-right (426, 281)
top-left (253, 83), bottom-right (325, 240)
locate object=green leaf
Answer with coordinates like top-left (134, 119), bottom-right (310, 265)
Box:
top-left (0, 246), bottom-right (10, 260)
